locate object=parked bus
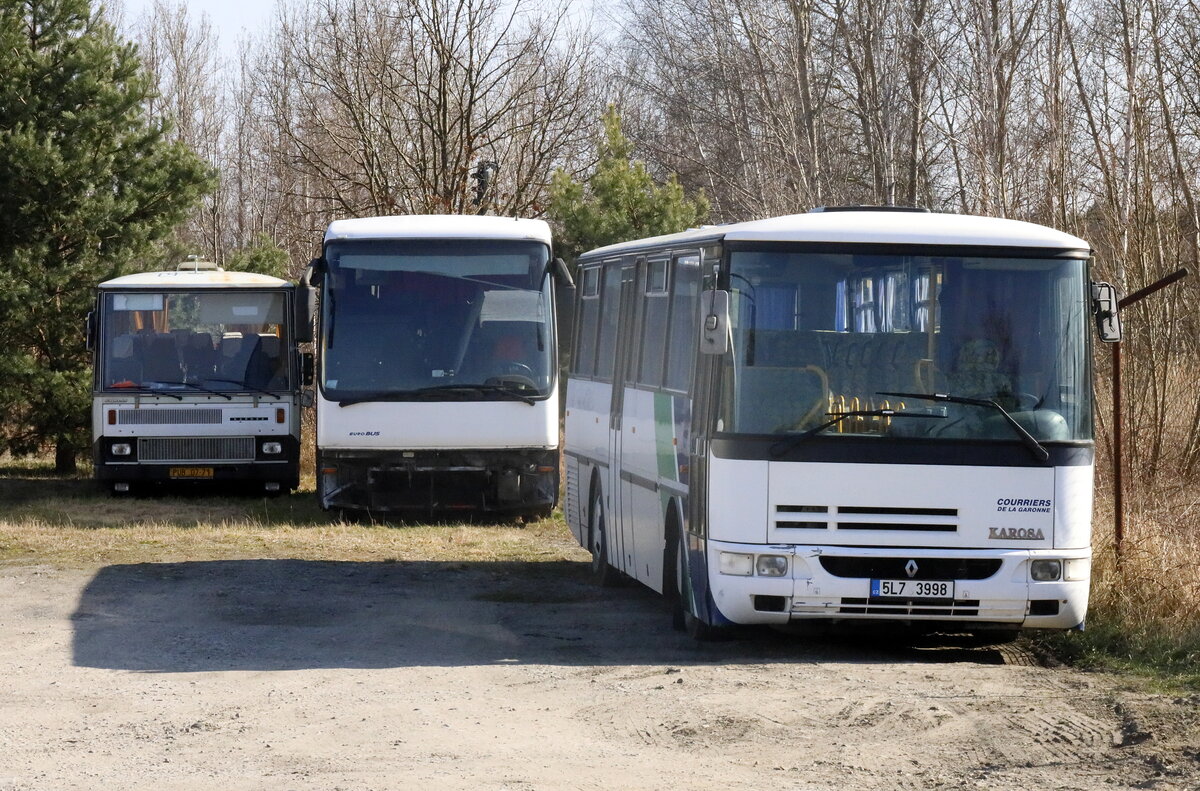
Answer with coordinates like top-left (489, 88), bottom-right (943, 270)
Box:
top-left (307, 215), bottom-right (574, 517)
top-left (563, 207), bottom-right (1120, 640)
top-left (90, 260), bottom-right (313, 494)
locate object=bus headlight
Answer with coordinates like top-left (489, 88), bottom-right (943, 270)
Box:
top-left (262, 442), bottom-right (283, 455)
top-left (111, 443), bottom-right (132, 456)
top-left (718, 552), bottom-right (754, 576)
top-left (1030, 559), bottom-right (1062, 581)
top-left (756, 555), bottom-right (788, 577)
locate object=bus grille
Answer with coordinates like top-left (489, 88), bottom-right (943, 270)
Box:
top-left (775, 504), bottom-right (958, 531)
top-left (138, 437), bottom-right (254, 462)
top-left (819, 557), bottom-right (1002, 580)
top-left (118, 408), bottom-right (223, 425)
top-left (838, 598), bottom-right (981, 617)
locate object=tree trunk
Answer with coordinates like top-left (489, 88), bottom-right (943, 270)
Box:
top-left (54, 442), bottom-right (77, 475)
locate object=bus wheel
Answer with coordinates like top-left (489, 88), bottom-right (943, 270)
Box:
top-left (675, 531), bottom-right (733, 641)
top-left (669, 529), bottom-right (686, 632)
top-left (588, 489), bottom-right (621, 587)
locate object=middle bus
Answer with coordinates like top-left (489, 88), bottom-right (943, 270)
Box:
top-left (307, 215), bottom-right (573, 517)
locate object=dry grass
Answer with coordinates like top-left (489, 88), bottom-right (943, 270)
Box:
top-left (0, 464), bottom-right (588, 569)
top-left (1037, 483), bottom-right (1200, 688)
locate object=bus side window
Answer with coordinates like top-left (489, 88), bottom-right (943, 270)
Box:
top-left (665, 254), bottom-right (701, 392)
top-left (573, 266), bottom-right (601, 377)
top-left (594, 264), bottom-right (622, 382)
top-left (638, 258), bottom-right (670, 387)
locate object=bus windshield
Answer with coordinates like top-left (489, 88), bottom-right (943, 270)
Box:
top-left (100, 290), bottom-right (291, 392)
top-left (321, 238), bottom-right (554, 402)
top-left (720, 247), bottom-right (1093, 442)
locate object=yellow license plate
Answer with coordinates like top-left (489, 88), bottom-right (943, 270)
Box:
top-left (169, 466), bottom-right (213, 479)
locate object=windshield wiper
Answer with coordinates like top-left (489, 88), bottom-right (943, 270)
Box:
top-left (142, 380), bottom-right (233, 400)
top-left (107, 383), bottom-right (183, 401)
top-left (769, 409), bottom-right (946, 457)
top-left (204, 378), bottom-right (283, 400)
top-left (337, 384), bottom-right (537, 407)
top-left (878, 391), bottom-right (1050, 462)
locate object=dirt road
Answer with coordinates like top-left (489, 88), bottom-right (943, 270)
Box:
top-left (1, 558), bottom-right (1197, 790)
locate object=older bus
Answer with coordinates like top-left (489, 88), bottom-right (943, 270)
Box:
top-left (90, 261), bottom-right (311, 494)
top-left (564, 208), bottom-right (1117, 640)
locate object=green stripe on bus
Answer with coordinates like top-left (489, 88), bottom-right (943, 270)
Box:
top-left (654, 392), bottom-right (676, 482)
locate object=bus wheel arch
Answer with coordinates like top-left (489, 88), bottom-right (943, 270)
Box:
top-left (663, 499), bottom-right (686, 631)
top-left (668, 512), bottom-right (734, 641)
top-left (587, 473), bottom-right (620, 587)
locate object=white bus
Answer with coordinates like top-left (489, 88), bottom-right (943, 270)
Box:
top-left (563, 207), bottom-right (1119, 640)
top-left (90, 261), bottom-right (313, 494)
top-left (308, 215), bottom-right (574, 517)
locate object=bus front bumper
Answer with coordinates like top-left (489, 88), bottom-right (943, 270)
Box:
top-left (92, 437), bottom-right (299, 491)
top-left (705, 540), bottom-right (1090, 631)
top-left (317, 448), bottom-right (559, 515)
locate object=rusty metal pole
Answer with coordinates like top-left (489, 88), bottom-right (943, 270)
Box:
top-left (1112, 341), bottom-right (1123, 565)
top-left (1110, 267), bottom-right (1189, 566)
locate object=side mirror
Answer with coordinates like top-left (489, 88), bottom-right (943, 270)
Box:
top-left (305, 256), bottom-right (326, 286)
top-left (555, 282), bottom-right (576, 356)
top-left (294, 259), bottom-right (321, 344)
top-left (1091, 281), bottom-right (1122, 343)
top-left (699, 290), bottom-right (730, 355)
top-left (85, 310), bottom-right (95, 351)
top-left (294, 285), bottom-right (316, 343)
top-left (300, 351), bottom-right (315, 386)
top-left (552, 257), bottom-right (574, 288)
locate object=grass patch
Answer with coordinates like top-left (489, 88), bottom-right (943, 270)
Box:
top-left (1032, 491), bottom-right (1200, 691)
top-left (0, 472), bottom-right (589, 568)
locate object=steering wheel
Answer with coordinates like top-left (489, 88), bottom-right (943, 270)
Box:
top-left (963, 391), bottom-right (1041, 411)
top-left (502, 362), bottom-right (535, 378)
top-left (485, 374), bottom-right (538, 391)
top-left (1009, 391), bottom-right (1042, 411)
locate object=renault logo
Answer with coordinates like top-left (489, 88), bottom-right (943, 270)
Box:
top-left (905, 559), bottom-right (919, 578)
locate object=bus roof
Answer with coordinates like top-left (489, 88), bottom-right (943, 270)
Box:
top-left (579, 210), bottom-right (1091, 259)
top-left (324, 215), bottom-right (553, 245)
top-left (98, 270), bottom-right (291, 289)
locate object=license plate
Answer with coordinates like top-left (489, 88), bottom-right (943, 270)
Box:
top-left (871, 579), bottom-right (955, 599)
top-left (169, 466), bottom-right (213, 479)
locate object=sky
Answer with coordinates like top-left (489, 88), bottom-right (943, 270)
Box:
top-left (111, 0), bottom-right (604, 58)
top-left (112, 0), bottom-right (280, 56)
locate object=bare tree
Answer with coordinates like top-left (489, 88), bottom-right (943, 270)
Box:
top-left (256, 0), bottom-right (598, 225)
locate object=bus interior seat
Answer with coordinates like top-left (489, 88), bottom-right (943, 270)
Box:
top-left (181, 332), bottom-right (217, 381)
top-left (141, 333), bottom-right (184, 383)
top-left (107, 334), bottom-right (141, 385)
top-left (248, 334), bottom-right (285, 388)
top-left (218, 334), bottom-right (260, 383)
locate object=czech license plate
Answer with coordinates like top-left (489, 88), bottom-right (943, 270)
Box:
top-left (871, 579), bottom-right (955, 599)
top-left (169, 466), bottom-right (213, 479)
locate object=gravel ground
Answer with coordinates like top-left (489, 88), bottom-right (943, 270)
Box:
top-left (1, 558), bottom-right (1198, 790)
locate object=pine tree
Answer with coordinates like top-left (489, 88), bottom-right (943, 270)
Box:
top-left (548, 107), bottom-right (709, 264)
top-left (0, 0), bottom-right (214, 472)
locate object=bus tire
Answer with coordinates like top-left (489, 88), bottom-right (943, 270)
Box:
top-left (665, 519), bottom-right (686, 631)
top-left (588, 487), bottom-right (621, 587)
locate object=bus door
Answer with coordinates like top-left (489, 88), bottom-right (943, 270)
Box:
top-left (606, 261), bottom-right (639, 576)
top-left (683, 250), bottom-right (724, 619)
top-left (619, 258), bottom-right (664, 588)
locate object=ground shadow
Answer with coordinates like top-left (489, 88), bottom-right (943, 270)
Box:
top-left (72, 558), bottom-right (1017, 672)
